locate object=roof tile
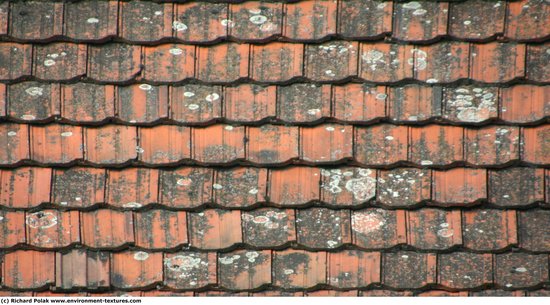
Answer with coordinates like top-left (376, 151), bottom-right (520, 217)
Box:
top-left (228, 2), bottom-right (282, 41)
top-left (470, 42), bottom-right (526, 83)
top-left (219, 250), bottom-right (271, 290)
top-left (224, 84), bottom-right (276, 122)
top-left (506, 0), bottom-right (550, 41)
top-left (360, 290), bottom-right (413, 297)
top-left (213, 167), bottom-right (267, 208)
top-left (277, 83), bottom-right (331, 122)
top-left (301, 124), bottom-right (353, 163)
top-left (55, 250), bottom-right (110, 290)
top-left (332, 84), bottom-right (387, 122)
top-left (382, 252), bottom-right (437, 289)
top-left (106, 168), bottom-right (158, 209)
top-left (63, 1), bottom-right (118, 40)
top-left (272, 249), bottom-right (326, 289)
top-left (196, 43), bottom-right (249, 83)
top-left (170, 85), bottom-right (222, 123)
top-left (2, 250), bottom-right (55, 289)
top-left (438, 252), bottom-right (493, 289)
top-left (296, 208), bottom-right (351, 249)
top-left (188, 210), bottom-right (242, 250)
top-left (338, 0), bottom-right (392, 39)
top-left (495, 253), bottom-right (549, 289)
top-left (138, 125), bottom-right (191, 164)
top-left (393, 1), bottom-right (448, 42)
top-left (465, 126), bottom-right (520, 165)
top-left (33, 43), bottom-right (87, 81)
top-left (247, 125), bottom-right (299, 164)
top-left (388, 85), bottom-right (442, 122)
top-left (432, 168), bottom-right (487, 205)
top-left (463, 209), bottom-right (517, 251)
top-left (410, 125), bottom-right (463, 166)
top-left (406, 208), bottom-right (462, 250)
top-left (269, 167), bottom-right (319, 206)
top-left (163, 252), bottom-right (217, 289)
top-left (173, 2), bottom-right (228, 42)
top-left (359, 43), bottom-right (414, 82)
top-left (159, 167), bottom-right (212, 209)
top-left (328, 250), bottom-right (381, 288)
top-left (52, 167), bottom-right (106, 208)
top-left (81, 209), bottom-right (134, 249)
top-left (61, 83), bottom-right (115, 123)
top-left (489, 168), bottom-right (545, 207)
top-left (449, 1), bottom-right (505, 40)
top-left (111, 251), bottom-right (163, 289)
top-left (355, 125), bottom-right (408, 165)
top-left (320, 167), bottom-right (377, 206)
top-left (351, 208), bottom-right (407, 249)
top-left (84, 125), bottom-right (137, 164)
top-left (9, 82), bottom-right (60, 121)
top-left (0, 1), bottom-right (7, 35)
top-left (518, 209), bottom-right (550, 252)
top-left (306, 290), bottom-right (358, 297)
top-left (251, 43), bottom-right (303, 82)
top-left (0, 167), bottom-right (51, 209)
top-left (242, 208), bottom-right (296, 248)
top-left (120, 1), bottom-right (172, 42)
top-left (500, 85), bottom-right (549, 123)
top-left (284, 0), bottom-right (337, 41)
top-left (30, 124), bottom-right (83, 164)
top-left (0, 123), bottom-right (29, 164)
top-left (88, 44), bottom-right (141, 83)
top-left (143, 44), bottom-right (195, 82)
top-left (305, 41), bottom-right (358, 81)
top-left (0, 43), bottom-right (32, 80)
top-left (378, 168), bottom-right (431, 207)
top-left (442, 86), bottom-right (499, 123)
top-left (25, 210), bottom-right (80, 248)
top-left (192, 125), bottom-right (245, 163)
top-left (526, 44), bottom-right (550, 82)
top-left (0, 211), bottom-right (26, 248)
top-left (415, 42), bottom-right (470, 83)
top-left (522, 125), bottom-right (550, 164)
top-left (9, 2), bottom-right (63, 40)
top-left (134, 210), bottom-right (187, 249)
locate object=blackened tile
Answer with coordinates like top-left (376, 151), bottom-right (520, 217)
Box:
top-left (219, 250), bottom-right (271, 290)
top-left (383, 252), bottom-right (437, 289)
top-left (495, 253), bottom-right (549, 289)
top-left (296, 208), bottom-right (351, 249)
top-left (242, 208), bottom-right (296, 248)
top-left (463, 209), bottom-right (517, 251)
top-left (351, 208), bottom-right (407, 249)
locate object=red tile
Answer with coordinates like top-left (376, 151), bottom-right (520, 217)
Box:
top-left (360, 290), bottom-right (413, 297)
top-left (55, 250), bottom-right (108, 288)
top-left (410, 125), bottom-right (464, 166)
top-left (88, 291), bottom-right (143, 297)
top-left (134, 210), bottom-right (187, 249)
top-left (219, 250), bottom-right (271, 290)
top-left (415, 42), bottom-right (469, 83)
top-left (355, 125), bottom-right (408, 165)
top-left (81, 209), bottom-right (134, 248)
top-left (489, 168), bottom-right (545, 207)
top-left (242, 208), bottom-right (296, 247)
top-left (495, 253), bottom-right (549, 289)
top-left (388, 85), bottom-right (442, 121)
top-left (250, 43), bottom-right (303, 82)
top-left (159, 168), bottom-right (213, 209)
top-left (378, 168), bottom-right (431, 207)
top-left (320, 167), bottom-right (377, 206)
top-left (117, 84), bottom-right (169, 123)
top-left (252, 291), bottom-right (303, 297)
top-left (0, 211), bottom-right (26, 248)
top-left (519, 209), bottom-right (550, 252)
top-left (301, 124), bottom-right (353, 163)
top-left (8, 82), bottom-right (60, 121)
top-left (526, 44), bottom-right (550, 82)
top-left (107, 168), bottom-right (158, 209)
top-left (30, 124), bottom-right (83, 164)
top-left (523, 125), bottom-right (550, 164)
top-left (449, 1), bottom-right (505, 40)
top-left (284, 0), bottom-right (337, 40)
top-left (171, 85), bottom-right (222, 123)
top-left (438, 252), bottom-right (493, 289)
top-left (433, 168), bottom-right (487, 205)
top-left (196, 291), bottom-right (248, 297)
top-left (0, 1), bottom-right (6, 35)
top-left (0, 123), bottom-right (29, 164)
top-left (26, 210), bottom-right (80, 248)
top-left (471, 290), bottom-right (525, 297)
top-left (62, 84), bottom-right (115, 122)
top-left (0, 84), bottom-right (4, 117)
top-left (214, 168), bottom-right (267, 208)
top-left (164, 252), bottom-right (217, 289)
top-left (143, 44), bottom-right (195, 82)
top-left (351, 208), bottom-right (407, 249)
top-left (328, 250), bottom-right (381, 288)
top-left (359, 43), bottom-right (414, 82)
top-left (228, 2), bottom-right (282, 40)
top-left (139, 125), bottom-right (191, 164)
top-left (305, 41), bottom-right (358, 81)
top-left (2, 250), bottom-right (55, 289)
top-left (470, 42), bottom-right (526, 83)
top-left (224, 84), bottom-right (276, 122)
top-left (173, 2), bottom-right (227, 42)
top-left (417, 291), bottom-right (469, 297)
top-left (501, 85), bottom-right (549, 123)
top-left (34, 292), bottom-right (87, 297)
top-left (64, 1), bottom-right (118, 40)
top-left (393, 2), bottom-right (448, 42)
top-left (9, 2), bottom-right (63, 40)
top-left (247, 125), bottom-right (299, 164)
top-left (506, 0), bottom-right (550, 41)
top-left (111, 251), bottom-right (163, 289)
top-left (33, 43), bottom-right (87, 80)
top-left (338, 1), bottom-right (392, 39)
top-left (120, 1), bottom-right (172, 42)
top-left (306, 290), bottom-right (358, 297)
top-left (0, 43), bottom-right (32, 80)
top-left (277, 83), bottom-right (331, 122)
top-left (269, 167), bottom-right (320, 206)
top-left (407, 208), bottom-right (462, 250)
top-left (273, 249), bottom-right (326, 289)
top-left (192, 125), bottom-right (245, 163)
top-left (84, 125), bottom-right (137, 164)
top-left (383, 252), bottom-right (437, 289)
top-left (52, 168), bottom-right (105, 208)
top-left (463, 209), bottom-right (517, 251)
top-left (296, 208), bottom-right (351, 249)
top-left (196, 43), bottom-right (249, 82)
top-left (465, 126), bottom-right (520, 165)
top-left (332, 84), bottom-right (387, 122)
top-left (88, 44), bottom-right (141, 82)
top-left (0, 167), bottom-right (51, 208)
top-left (442, 86), bottom-right (499, 123)
top-left (188, 210), bottom-right (242, 250)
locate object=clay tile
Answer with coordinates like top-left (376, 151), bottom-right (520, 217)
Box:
top-left (228, 2), bottom-right (282, 40)
top-left (489, 168), bottom-right (545, 207)
top-left (117, 84), bottom-right (168, 123)
top-left (252, 291), bottom-right (303, 297)
top-left (506, 0), bottom-right (550, 41)
top-left (432, 168), bottom-right (487, 205)
top-left (296, 208), bottom-right (351, 249)
top-left (438, 252), bottom-right (493, 289)
top-left (328, 250), bottom-right (381, 288)
top-left (0, 1), bottom-right (6, 35)
top-left (250, 43), bottom-right (303, 82)
top-left (269, 167), bottom-right (320, 206)
top-left (495, 253), bottom-right (549, 289)
top-left (170, 85), bottom-right (222, 123)
top-left (284, 0), bottom-right (337, 40)
top-left (523, 125), bottom-right (550, 164)
top-left (382, 252), bottom-right (437, 289)
top-left (0, 43), bottom-right (32, 80)
top-left (463, 209), bottom-right (517, 251)
top-left (84, 125), bottom-right (138, 164)
top-left (159, 167), bottom-right (213, 209)
top-left (351, 208), bottom-right (407, 249)
top-left (88, 44), bottom-right (141, 83)
top-left (214, 167), bottom-right (267, 208)
top-left (449, 1), bottom-right (505, 40)
top-left (188, 209), bottom-right (242, 250)
top-left (410, 125), bottom-right (464, 166)
top-left (320, 167), bottom-right (377, 207)
top-left (64, 1), bottom-right (118, 40)
top-left (138, 125), bottom-right (191, 164)
top-left (305, 41), bottom-right (358, 81)
top-left (33, 43), bottom-right (87, 81)
top-left (526, 44), bottom-right (550, 82)
top-left (442, 86), bottom-right (499, 123)
top-left (173, 2), bottom-right (227, 42)
top-left (134, 210), bottom-right (187, 249)
top-left (519, 209), bottom-right (550, 252)
top-left (417, 291), bottom-right (469, 297)
top-left (0, 84), bottom-right (4, 117)
top-left (355, 125), bottom-right (408, 165)
top-left (247, 125), bottom-right (299, 164)
top-left (332, 84), bottom-right (387, 122)
top-left (81, 209), bottom-right (134, 248)
top-left (301, 124), bottom-right (353, 163)
top-left (393, 1), bottom-right (448, 42)
top-left (470, 42), bottom-right (526, 83)
top-left (192, 125), bottom-right (245, 163)
top-left (0, 211), bottom-right (26, 248)
top-left (407, 208), bottom-right (462, 250)
top-left (30, 124), bottom-right (83, 164)
top-left (277, 83), bottom-right (331, 122)
top-left (528, 291), bottom-right (550, 297)
top-left (52, 167), bottom-right (106, 208)
top-left (378, 168), bottom-right (431, 207)
top-left (465, 126), bottom-right (520, 165)
top-left (0, 167), bottom-right (51, 208)
top-left (224, 84), bottom-right (276, 122)
top-left (219, 250), bottom-right (271, 290)
top-left (61, 83), bottom-right (115, 122)
top-left (307, 290), bottom-right (357, 296)
top-left (106, 168), bottom-right (159, 209)
top-left (471, 290), bottom-right (525, 297)
top-left (359, 43), bottom-right (414, 82)
top-left (88, 291), bottom-right (143, 297)
top-left (415, 42), bottom-right (470, 83)
top-left (242, 208), bottom-right (296, 248)
top-left (55, 250), bottom-right (110, 290)
top-left (0, 123), bottom-right (30, 164)
top-left (196, 291), bottom-right (248, 297)
top-left (360, 290), bottom-right (413, 297)
top-left (143, 44), bottom-right (195, 82)
top-left (164, 252), bottom-right (217, 289)
top-left (273, 249), bottom-right (327, 289)
top-left (501, 85), bottom-right (549, 123)
top-left (2, 250), bottom-right (55, 289)
top-left (388, 85), bottom-right (443, 122)
top-left (111, 251), bottom-right (163, 289)
top-left (9, 2), bottom-right (63, 40)
top-left (25, 210), bottom-right (79, 248)
top-left (120, 1), bottom-right (172, 42)
top-left (196, 43), bottom-right (249, 83)
top-left (338, 1), bottom-right (392, 39)
top-left (8, 82), bottom-right (60, 121)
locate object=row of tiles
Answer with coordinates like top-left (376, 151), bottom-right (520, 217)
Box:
top-left (1, 0), bottom-right (548, 43)
top-left (1, 249), bottom-right (549, 290)
top-left (1, 41), bottom-right (549, 84)
top-left (2, 82), bottom-right (548, 124)
top-left (1, 123), bottom-right (548, 166)
top-left (0, 207), bottom-right (548, 251)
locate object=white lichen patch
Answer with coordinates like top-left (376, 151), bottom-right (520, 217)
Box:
top-left (219, 254), bottom-right (240, 265)
top-left (327, 240), bottom-right (339, 248)
top-left (248, 188), bottom-right (259, 195)
top-left (172, 21), bottom-right (188, 32)
top-left (26, 212), bottom-right (58, 229)
top-left (403, 2), bottom-right (422, 10)
top-left (87, 17), bottom-right (99, 24)
top-left (169, 48), bottom-right (183, 56)
top-left (133, 251), bottom-right (149, 261)
top-left (283, 269), bottom-right (294, 275)
top-left (21, 114), bottom-right (36, 120)
top-left (242, 210), bottom-right (287, 230)
top-left (183, 91), bottom-right (195, 97)
top-left (515, 267), bottom-right (527, 273)
top-left (7, 131), bottom-right (17, 137)
top-left (444, 87), bottom-right (497, 122)
top-left (136, 146), bottom-right (145, 154)
top-left (213, 184), bottom-right (223, 190)
top-left (351, 210), bottom-right (386, 235)
top-left (25, 87), bottom-right (44, 96)
top-left (249, 15), bottom-right (268, 25)
top-left (165, 255), bottom-right (202, 277)
top-left (220, 19), bottom-right (234, 28)
top-left (307, 108), bottom-right (321, 115)
top-left (123, 202), bottom-right (142, 208)
top-left (176, 178), bottom-right (192, 186)
top-left (245, 251), bottom-right (259, 262)
top-left (205, 93), bottom-right (220, 102)
top-left (44, 59), bottom-right (56, 67)
top-left (409, 49), bottom-right (428, 71)
top-left (437, 228), bottom-right (454, 238)
top-left (61, 131), bottom-right (73, 137)
top-left (224, 125), bottom-right (234, 131)
top-left (139, 84), bottom-right (153, 91)
top-left (187, 104), bottom-right (199, 110)
top-left (322, 168), bottom-right (376, 201)
top-left (362, 49), bottom-right (385, 71)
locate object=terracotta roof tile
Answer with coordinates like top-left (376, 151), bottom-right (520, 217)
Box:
top-left (8, 82), bottom-right (60, 121)
top-left (300, 124), bottom-right (353, 163)
top-left (0, 123), bottom-right (29, 164)
top-left (247, 125), bottom-right (299, 164)
top-left (228, 2), bottom-right (282, 41)
top-left (526, 44), bottom-right (550, 82)
top-left (489, 167), bottom-right (545, 207)
top-left (173, 2), bottom-right (228, 43)
top-left (81, 209), bottom-right (134, 249)
top-left (406, 208), bottom-right (462, 250)
top-left (242, 208), bottom-right (296, 248)
top-left (25, 210), bottom-right (80, 248)
top-left (84, 125), bottom-right (137, 164)
top-left (432, 168), bottom-right (486, 205)
top-left (170, 85), bottom-right (223, 123)
top-left (0, 210), bottom-right (26, 248)
top-left (438, 252), bottom-right (493, 289)
top-left (88, 44), bottom-right (142, 83)
top-left (382, 252), bottom-right (437, 289)
top-left (30, 124), bottom-right (83, 164)
top-left (449, 1), bottom-right (505, 40)
top-left (410, 125), bottom-right (464, 166)
top-left (159, 167), bottom-right (213, 209)
top-left (0, 43), bottom-right (32, 80)
top-left (377, 168), bottom-right (431, 207)
top-left (224, 84), bottom-right (276, 122)
top-left (332, 84), bottom-right (387, 122)
top-left (305, 41), bottom-right (358, 81)
top-left (284, 0), bottom-right (337, 41)
top-left (134, 210), bottom-right (187, 249)
top-left (55, 250), bottom-right (110, 290)
top-left (269, 167), bottom-right (319, 206)
top-left (388, 85), bottom-right (442, 122)
top-left (111, 251), bottom-right (163, 289)
top-left (351, 208), bottom-right (407, 249)
top-left (296, 208), bottom-right (351, 249)
top-left (358, 43), bottom-right (414, 82)
top-left (272, 249), bottom-right (326, 289)
top-left (106, 168), bottom-right (159, 209)
top-left (192, 125), bottom-right (245, 163)
top-left (63, 1), bottom-right (118, 41)
top-left (338, 0), bottom-right (392, 40)
top-left (9, 2), bottom-right (63, 40)
top-left (355, 124), bottom-right (408, 165)
top-left (163, 252), bottom-right (217, 289)
top-left (393, 1), bottom-right (448, 42)
top-left (138, 125), bottom-right (191, 164)
top-left (61, 83), bottom-right (115, 123)
top-left (119, 1), bottom-right (172, 43)
top-left (462, 209), bottom-right (517, 251)
top-left (219, 250), bottom-right (271, 290)
top-left (143, 44), bottom-right (195, 82)
top-left (506, 0), bottom-right (550, 41)
top-left (495, 253), bottom-right (549, 289)
top-left (213, 167), bottom-right (267, 208)
top-left (518, 209), bottom-right (550, 252)
top-left (415, 42), bottom-right (470, 83)
top-left (251, 43), bottom-right (303, 82)
top-left (464, 126), bottom-right (520, 165)
top-left (2, 250), bottom-right (55, 289)
top-left (500, 85), bottom-right (549, 123)
top-left (196, 43), bottom-right (249, 83)
top-left (277, 83), bottom-right (331, 122)
top-left (0, 167), bottom-right (51, 209)
top-left (52, 167), bottom-right (106, 208)
top-left (470, 42), bottom-right (526, 83)
top-left (320, 167), bottom-right (377, 206)
top-left (523, 125), bottom-right (550, 164)
top-left (33, 43), bottom-right (87, 81)
top-left (188, 209), bottom-right (242, 250)
top-left (327, 250), bottom-right (381, 288)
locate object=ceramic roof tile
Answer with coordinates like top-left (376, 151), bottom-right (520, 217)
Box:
top-left (143, 44), bottom-right (196, 82)
top-left (351, 208), bottom-right (407, 249)
top-left (489, 167), bottom-right (545, 207)
top-left (61, 83), bottom-right (115, 123)
top-left (0, 167), bottom-right (51, 209)
top-left (242, 208), bottom-right (296, 248)
top-left (0, 43), bottom-right (32, 80)
top-left (88, 44), bottom-right (142, 83)
top-left (272, 249), bottom-right (327, 289)
top-left (9, 1), bottom-right (63, 40)
top-left (449, 1), bottom-right (506, 40)
top-left (338, 0), bottom-right (392, 39)
top-left (218, 250), bottom-right (271, 290)
top-left (228, 2), bottom-right (282, 41)
top-left (382, 252), bottom-right (437, 289)
top-left (392, 1), bottom-right (449, 42)
top-left (284, 0), bottom-right (337, 41)
top-left (250, 43), bottom-right (303, 82)
top-left (52, 167), bottom-right (106, 208)
top-left (462, 209), bottom-right (518, 251)
top-left (63, 1), bottom-right (118, 41)
top-left (173, 2), bottom-right (228, 42)
top-left (438, 252), bottom-right (493, 289)
top-left (224, 84), bottom-right (277, 122)
top-left (119, 1), bottom-right (173, 43)
top-left (80, 209), bottom-right (134, 249)
top-left (406, 208), bottom-right (462, 250)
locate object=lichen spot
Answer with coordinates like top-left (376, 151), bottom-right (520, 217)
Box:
top-left (133, 251), bottom-right (149, 261)
top-left (123, 202), bottom-right (142, 208)
top-left (21, 114), bottom-right (36, 120)
top-left (205, 93), bottom-right (220, 102)
top-left (177, 178), bottom-right (193, 186)
top-left (437, 228), bottom-right (454, 238)
top-left (245, 251), bottom-right (259, 262)
top-left (61, 131), bottom-right (73, 137)
top-left (352, 211), bottom-right (385, 235)
top-left (25, 87), bottom-right (44, 96)
top-left (7, 131), bottom-right (17, 137)
top-left (26, 212), bottom-right (58, 229)
top-left (139, 84), bottom-right (152, 91)
top-left (249, 15), bottom-right (267, 25)
top-left (169, 48), bottom-right (183, 56)
top-left (172, 21), bottom-right (188, 32)
top-left (87, 17), bottom-right (99, 24)
top-left (165, 255), bottom-right (202, 274)
top-left (44, 59), bottom-right (56, 67)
